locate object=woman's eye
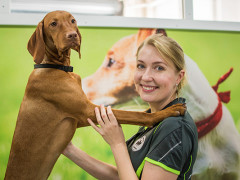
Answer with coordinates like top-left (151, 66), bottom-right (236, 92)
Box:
top-left (50, 21), bottom-right (57, 27)
top-left (107, 58), bottom-right (115, 67)
top-left (156, 66), bottom-right (164, 71)
top-left (71, 19), bottom-right (76, 23)
top-left (137, 64), bottom-right (145, 69)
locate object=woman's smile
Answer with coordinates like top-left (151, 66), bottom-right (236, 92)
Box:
top-left (141, 84), bottom-right (158, 93)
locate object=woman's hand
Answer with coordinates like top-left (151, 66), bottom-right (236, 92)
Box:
top-left (88, 105), bottom-right (140, 180)
top-left (87, 104), bottom-right (125, 148)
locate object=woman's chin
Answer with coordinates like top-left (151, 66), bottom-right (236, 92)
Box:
top-left (139, 95), bottom-right (156, 104)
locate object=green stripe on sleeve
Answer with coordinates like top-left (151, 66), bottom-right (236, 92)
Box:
top-left (136, 158), bottom-right (146, 178)
top-left (135, 157), bottom-right (180, 177)
top-left (145, 157), bottom-right (180, 175)
top-left (184, 155), bottom-right (192, 180)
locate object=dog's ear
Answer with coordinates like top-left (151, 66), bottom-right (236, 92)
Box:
top-left (136, 28), bottom-right (167, 47)
top-left (27, 20), bottom-right (45, 64)
top-left (156, 29), bottom-right (167, 36)
top-left (136, 28), bottom-right (156, 47)
top-left (74, 27), bottom-right (81, 59)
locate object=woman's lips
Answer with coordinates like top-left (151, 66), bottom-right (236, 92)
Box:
top-left (141, 85), bottom-right (158, 93)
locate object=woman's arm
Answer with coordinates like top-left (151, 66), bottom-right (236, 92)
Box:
top-left (88, 105), bottom-right (139, 180)
top-left (62, 142), bottom-right (119, 180)
top-left (88, 105), bottom-right (178, 180)
top-left (142, 161), bottom-right (178, 180)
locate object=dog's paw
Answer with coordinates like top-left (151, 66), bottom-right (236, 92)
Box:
top-left (167, 103), bottom-right (186, 116)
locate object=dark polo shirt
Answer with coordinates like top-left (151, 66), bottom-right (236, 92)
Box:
top-left (126, 98), bottom-right (198, 179)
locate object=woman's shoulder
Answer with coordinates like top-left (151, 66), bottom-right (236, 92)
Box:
top-left (154, 111), bottom-right (197, 138)
top-left (155, 116), bottom-right (183, 135)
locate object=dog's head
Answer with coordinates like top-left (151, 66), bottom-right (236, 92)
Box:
top-left (27, 10), bottom-right (81, 64)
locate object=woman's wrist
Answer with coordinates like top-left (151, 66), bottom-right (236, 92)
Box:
top-left (63, 143), bottom-right (120, 180)
top-left (62, 142), bottom-right (76, 157)
top-left (110, 142), bottom-right (138, 180)
top-left (110, 141), bottom-right (126, 151)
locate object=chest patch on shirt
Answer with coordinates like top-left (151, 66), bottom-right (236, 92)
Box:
top-left (132, 135), bottom-right (146, 151)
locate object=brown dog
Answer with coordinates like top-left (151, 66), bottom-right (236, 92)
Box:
top-left (4, 11), bottom-right (186, 180)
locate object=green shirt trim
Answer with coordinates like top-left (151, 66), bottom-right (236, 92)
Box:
top-left (153, 122), bottom-right (163, 134)
top-left (145, 157), bottom-right (180, 175)
top-left (136, 158), bottom-right (146, 178)
top-left (184, 155), bottom-right (192, 180)
top-left (136, 157), bottom-right (181, 177)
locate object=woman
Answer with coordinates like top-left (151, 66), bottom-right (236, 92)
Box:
top-left (63, 34), bottom-right (198, 180)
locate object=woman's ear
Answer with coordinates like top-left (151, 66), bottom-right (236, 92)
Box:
top-left (176, 70), bottom-right (185, 85)
top-left (27, 20), bottom-right (45, 64)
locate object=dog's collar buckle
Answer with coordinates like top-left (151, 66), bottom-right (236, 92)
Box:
top-left (34, 64), bottom-right (73, 72)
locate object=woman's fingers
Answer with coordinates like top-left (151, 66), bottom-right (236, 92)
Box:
top-left (88, 106), bottom-right (125, 146)
top-left (93, 105), bottom-right (116, 129)
top-left (87, 118), bottom-right (102, 135)
top-left (100, 104), bottom-right (110, 124)
top-left (95, 107), bottom-right (105, 127)
top-left (107, 106), bottom-right (117, 124)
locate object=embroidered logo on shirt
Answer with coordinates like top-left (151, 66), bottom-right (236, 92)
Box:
top-left (132, 135), bottom-right (146, 151)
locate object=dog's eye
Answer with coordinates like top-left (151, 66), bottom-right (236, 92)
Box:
top-left (50, 21), bottom-right (57, 27)
top-left (71, 19), bottom-right (76, 24)
top-left (107, 58), bottom-right (115, 67)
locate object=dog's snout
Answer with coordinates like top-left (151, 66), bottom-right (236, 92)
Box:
top-left (67, 32), bottom-right (77, 39)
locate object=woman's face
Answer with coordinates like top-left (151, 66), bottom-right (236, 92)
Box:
top-left (134, 44), bottom-right (184, 110)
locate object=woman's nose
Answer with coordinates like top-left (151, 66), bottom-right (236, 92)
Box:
top-left (141, 69), bottom-right (153, 81)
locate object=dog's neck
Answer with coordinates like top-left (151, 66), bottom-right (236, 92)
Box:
top-left (42, 43), bottom-right (71, 66)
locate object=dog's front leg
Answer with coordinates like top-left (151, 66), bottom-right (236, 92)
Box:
top-left (111, 103), bottom-right (186, 127)
top-left (65, 93), bottom-right (185, 128)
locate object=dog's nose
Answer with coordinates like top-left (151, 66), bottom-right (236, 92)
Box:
top-left (67, 32), bottom-right (77, 39)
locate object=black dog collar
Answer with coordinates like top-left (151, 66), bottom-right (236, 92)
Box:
top-left (34, 64), bottom-right (73, 72)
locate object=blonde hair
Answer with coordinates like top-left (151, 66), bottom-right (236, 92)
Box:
top-left (136, 34), bottom-right (186, 96)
